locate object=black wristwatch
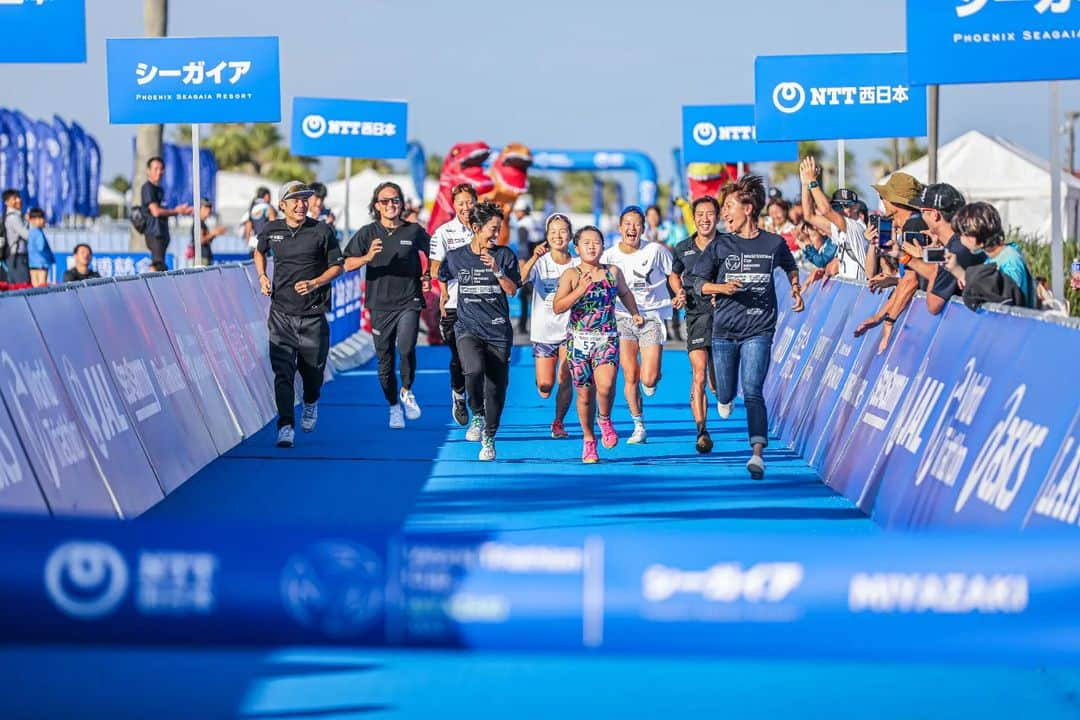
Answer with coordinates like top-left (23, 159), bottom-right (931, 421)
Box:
top-left (808, 181), bottom-right (819, 189)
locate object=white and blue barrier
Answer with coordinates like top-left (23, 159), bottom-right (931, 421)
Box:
top-left (764, 278), bottom-right (1080, 532)
top-left (0, 263), bottom-right (370, 518)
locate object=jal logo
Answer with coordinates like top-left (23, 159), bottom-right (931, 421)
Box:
top-left (955, 385), bottom-right (1050, 514)
top-left (45, 541), bottom-right (129, 620)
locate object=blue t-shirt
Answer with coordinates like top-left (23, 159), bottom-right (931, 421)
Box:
top-left (988, 244), bottom-right (1034, 308)
top-left (438, 244), bottom-right (522, 343)
top-left (27, 227), bottom-right (54, 268)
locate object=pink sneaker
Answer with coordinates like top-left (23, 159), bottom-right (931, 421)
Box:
top-left (598, 416), bottom-right (618, 449)
top-left (582, 440), bottom-right (599, 464)
top-left (551, 419), bottom-right (570, 439)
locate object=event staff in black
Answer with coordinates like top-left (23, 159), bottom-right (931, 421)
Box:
top-left (344, 182), bottom-right (431, 430)
top-left (254, 181), bottom-right (344, 449)
top-left (437, 202), bottom-right (521, 461)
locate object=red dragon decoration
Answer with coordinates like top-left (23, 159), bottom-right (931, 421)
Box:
top-left (481, 142), bottom-right (533, 246)
top-left (426, 141), bottom-right (495, 235)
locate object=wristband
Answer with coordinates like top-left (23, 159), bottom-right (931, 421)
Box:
top-left (808, 181), bottom-right (819, 189)
top-left (493, 270), bottom-right (504, 279)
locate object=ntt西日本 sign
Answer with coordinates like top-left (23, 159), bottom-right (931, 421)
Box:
top-left (289, 97), bottom-right (408, 159)
top-left (906, 0), bottom-right (1080, 85)
top-left (106, 36), bottom-right (281, 125)
top-left (682, 105), bottom-right (798, 163)
top-left (753, 52), bottom-right (927, 142)
top-left (0, 0), bottom-right (86, 63)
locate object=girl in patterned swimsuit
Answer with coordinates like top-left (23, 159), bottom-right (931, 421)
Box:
top-left (554, 225), bottom-right (644, 463)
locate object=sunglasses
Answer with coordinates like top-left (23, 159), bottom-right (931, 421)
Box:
top-left (377, 197), bottom-right (403, 206)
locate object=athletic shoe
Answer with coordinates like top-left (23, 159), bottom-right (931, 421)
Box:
top-left (717, 401), bottom-right (733, 419)
top-left (300, 403), bottom-right (318, 433)
top-left (452, 391), bottom-right (469, 427)
top-left (696, 430), bottom-right (714, 454)
top-left (276, 425), bottom-right (295, 448)
top-left (466, 415), bottom-right (485, 442)
top-left (400, 388), bottom-right (422, 421)
top-left (747, 455), bottom-right (766, 480)
top-left (479, 435), bottom-right (497, 461)
top-left (598, 417), bottom-right (618, 449)
top-left (389, 404), bottom-right (405, 429)
top-left (582, 440), bottom-right (599, 464)
top-left (628, 424), bottom-right (648, 444)
top-left (642, 384), bottom-right (657, 397)
top-left (551, 420), bottom-right (569, 439)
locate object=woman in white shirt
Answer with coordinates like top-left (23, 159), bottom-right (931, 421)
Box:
top-left (600, 206), bottom-right (686, 444)
top-left (520, 213), bottom-right (579, 439)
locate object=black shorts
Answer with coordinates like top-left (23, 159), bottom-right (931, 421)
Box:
top-left (685, 312), bottom-right (712, 352)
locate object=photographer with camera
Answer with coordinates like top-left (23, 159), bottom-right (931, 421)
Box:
top-left (799, 156), bottom-right (867, 282)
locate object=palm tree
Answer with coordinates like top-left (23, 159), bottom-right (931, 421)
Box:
top-left (869, 137), bottom-right (928, 181)
top-left (131, 0), bottom-right (166, 249)
top-left (771, 141), bottom-right (824, 187)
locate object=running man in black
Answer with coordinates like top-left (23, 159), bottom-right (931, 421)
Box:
top-left (344, 182), bottom-right (431, 429)
top-left (254, 181), bottom-right (344, 448)
top-left (437, 202), bottom-right (521, 461)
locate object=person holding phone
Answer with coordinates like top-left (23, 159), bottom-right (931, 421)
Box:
top-left (438, 202), bottom-right (522, 461)
top-left (520, 213), bottom-right (579, 439)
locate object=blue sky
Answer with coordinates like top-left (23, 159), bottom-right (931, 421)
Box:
top-left (3, 0), bottom-right (1079, 199)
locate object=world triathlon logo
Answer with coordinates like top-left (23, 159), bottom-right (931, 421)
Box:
top-left (280, 540), bottom-right (385, 639)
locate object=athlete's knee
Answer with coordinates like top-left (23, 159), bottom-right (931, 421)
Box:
top-left (641, 369), bottom-right (660, 388)
top-left (623, 367), bottom-right (640, 385)
top-left (537, 382), bottom-right (554, 398)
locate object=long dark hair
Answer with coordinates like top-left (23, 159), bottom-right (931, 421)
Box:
top-left (369, 181), bottom-right (405, 220)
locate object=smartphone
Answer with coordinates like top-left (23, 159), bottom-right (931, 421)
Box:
top-left (924, 247), bottom-right (947, 264)
top-left (903, 231), bottom-right (931, 247)
top-left (877, 217), bottom-right (894, 247)
top-left (868, 214), bottom-right (881, 231)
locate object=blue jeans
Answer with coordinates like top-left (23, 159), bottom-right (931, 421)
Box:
top-left (712, 334), bottom-right (773, 448)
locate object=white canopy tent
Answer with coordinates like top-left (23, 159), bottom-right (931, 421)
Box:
top-left (892, 129), bottom-right (1080, 242)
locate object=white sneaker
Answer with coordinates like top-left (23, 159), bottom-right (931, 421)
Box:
top-left (747, 455), bottom-right (766, 480)
top-left (389, 404), bottom-right (405, 429)
top-left (400, 388), bottom-right (421, 420)
top-left (642, 384), bottom-right (657, 397)
top-left (718, 401), bottom-right (733, 419)
top-left (628, 424), bottom-right (648, 444)
top-left (276, 425), bottom-right (295, 448)
top-left (479, 435), bottom-right (496, 461)
top-left (466, 415), bottom-right (485, 442)
top-left (300, 403), bottom-right (318, 433)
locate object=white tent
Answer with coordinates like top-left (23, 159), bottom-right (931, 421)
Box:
top-left (325, 168), bottom-right (439, 233)
top-left (214, 170), bottom-right (276, 229)
top-left (892, 130), bottom-right (1080, 242)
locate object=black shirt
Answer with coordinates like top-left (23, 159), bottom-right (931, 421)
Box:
top-left (256, 218), bottom-right (344, 316)
top-left (672, 233), bottom-right (715, 316)
top-left (689, 230), bottom-right (799, 341)
top-left (140, 182), bottom-right (168, 241)
top-left (62, 267), bottom-right (101, 283)
top-left (437, 244), bottom-right (521, 343)
top-left (344, 221), bottom-right (430, 311)
top-left (200, 221), bottom-right (214, 264)
top-left (927, 234), bottom-right (985, 302)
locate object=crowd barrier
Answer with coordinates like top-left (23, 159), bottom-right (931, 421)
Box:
top-left (0, 263), bottom-right (370, 518)
top-left (0, 514), bottom-right (1075, 663)
top-left (763, 278), bottom-right (1080, 532)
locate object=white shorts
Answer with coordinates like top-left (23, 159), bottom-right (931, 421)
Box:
top-left (616, 315), bottom-right (667, 347)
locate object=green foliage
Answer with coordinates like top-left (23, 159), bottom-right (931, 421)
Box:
top-left (1014, 237), bottom-right (1080, 316)
top-left (166, 123), bottom-right (318, 182)
top-left (338, 158), bottom-right (393, 179)
top-left (558, 171), bottom-right (598, 213)
top-left (108, 174), bottom-right (131, 195)
top-left (426, 153), bottom-right (444, 179)
top-left (869, 137), bottom-right (928, 181)
top-left (527, 174), bottom-right (557, 206)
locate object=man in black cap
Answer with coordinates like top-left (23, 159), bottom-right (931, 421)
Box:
top-left (905, 183), bottom-right (982, 315)
top-left (799, 157), bottom-right (867, 281)
top-left (254, 181), bottom-right (344, 448)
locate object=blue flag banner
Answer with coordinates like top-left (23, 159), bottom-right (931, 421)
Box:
top-left (52, 115), bottom-right (75, 217)
top-left (754, 52), bottom-right (927, 142)
top-left (69, 121), bottom-right (90, 216)
top-left (406, 141), bottom-right (426, 205)
top-left (87, 134), bottom-right (101, 217)
top-left (906, 0), bottom-right (1080, 86)
top-left (0, 120), bottom-right (11, 194)
top-left (35, 122), bottom-right (64, 224)
top-left (0, 296), bottom-right (117, 517)
top-left (682, 105), bottom-right (799, 163)
top-left (106, 36), bottom-right (282, 125)
top-left (15, 110), bottom-right (38, 209)
top-left (290, 97), bottom-right (408, 159)
top-left (0, 0), bottom-right (86, 64)
top-left (200, 147), bottom-right (217, 205)
top-left (164, 141), bottom-right (184, 210)
top-left (0, 109), bottom-right (27, 204)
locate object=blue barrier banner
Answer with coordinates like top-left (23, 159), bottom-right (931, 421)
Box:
top-left (200, 270), bottom-right (275, 424)
top-left (144, 274), bottom-right (243, 455)
top-left (774, 281), bottom-right (859, 446)
top-left (763, 281), bottom-right (820, 418)
top-left (1026, 410), bottom-right (1080, 531)
top-left (0, 391), bottom-right (49, 514)
top-left (830, 298), bottom-right (946, 507)
top-left (754, 53), bottom-right (927, 142)
top-left (172, 272), bottom-right (265, 437)
top-left (27, 290), bottom-right (165, 516)
top-left (799, 289), bottom-right (885, 467)
top-left (329, 270), bottom-right (362, 345)
top-left (106, 36), bottom-right (281, 124)
top-left (0, 0), bottom-right (85, 64)
top-left (290, 97), bottom-right (408, 159)
top-left (0, 297), bottom-right (115, 516)
top-left (79, 280), bottom-right (217, 494)
top-left (681, 105), bottom-right (798, 164)
top-left (221, 265), bottom-right (275, 390)
top-left (0, 516), bottom-right (1078, 664)
top-left (51, 252), bottom-right (170, 283)
top-left (906, 0), bottom-right (1080, 86)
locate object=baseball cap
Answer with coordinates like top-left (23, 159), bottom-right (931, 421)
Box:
top-left (872, 173), bottom-right (924, 208)
top-left (831, 188), bottom-right (858, 206)
top-left (513, 196), bottom-right (532, 212)
top-left (278, 181), bottom-right (314, 203)
top-left (910, 183), bottom-right (965, 216)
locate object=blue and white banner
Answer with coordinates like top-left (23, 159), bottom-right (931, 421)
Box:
top-left (754, 53), bottom-right (927, 142)
top-left (907, 0), bottom-right (1080, 85)
top-left (87, 134), bottom-right (101, 217)
top-left (290, 97), bottom-right (408, 159)
top-left (34, 121), bottom-right (64, 224)
top-left (52, 116), bottom-right (75, 217)
top-left (0, 0), bottom-right (86, 64)
top-left (106, 36), bottom-right (281, 125)
top-left (14, 110), bottom-right (38, 210)
top-left (682, 105), bottom-right (799, 163)
top-left (0, 110), bottom-right (27, 204)
top-left (69, 121), bottom-right (90, 216)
